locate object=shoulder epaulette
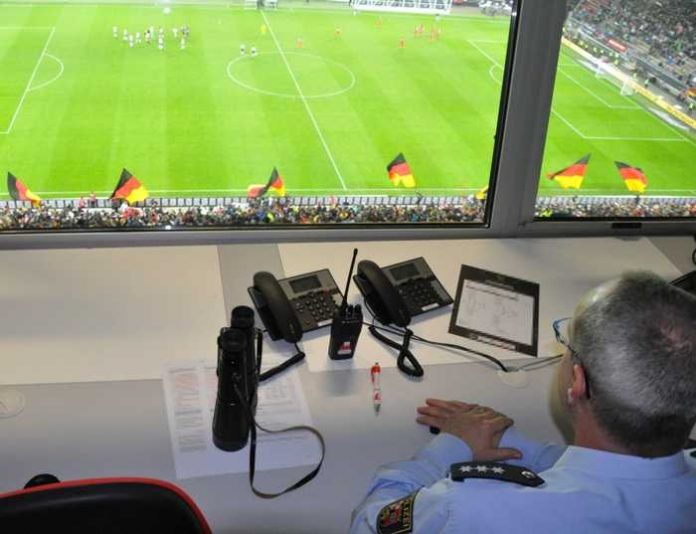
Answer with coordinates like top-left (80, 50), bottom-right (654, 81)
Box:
top-left (450, 461), bottom-right (545, 487)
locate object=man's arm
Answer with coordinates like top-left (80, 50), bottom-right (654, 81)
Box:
top-left (350, 433), bottom-right (469, 533)
top-left (497, 426), bottom-right (566, 472)
top-left (351, 404), bottom-right (519, 533)
top-left (417, 399), bottom-right (566, 472)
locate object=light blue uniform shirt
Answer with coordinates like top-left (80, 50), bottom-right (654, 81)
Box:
top-left (350, 428), bottom-right (696, 533)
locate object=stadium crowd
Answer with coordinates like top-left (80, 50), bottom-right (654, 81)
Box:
top-left (536, 196), bottom-right (696, 219)
top-left (570, 0), bottom-right (696, 82)
top-left (0, 197), bottom-right (486, 231)
top-left (2, 195), bottom-right (696, 231)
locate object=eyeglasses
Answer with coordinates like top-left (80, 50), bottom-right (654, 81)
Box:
top-left (552, 317), bottom-right (592, 399)
top-left (552, 317), bottom-right (576, 355)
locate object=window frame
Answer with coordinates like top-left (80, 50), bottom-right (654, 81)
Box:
top-left (1, 0), bottom-right (694, 250)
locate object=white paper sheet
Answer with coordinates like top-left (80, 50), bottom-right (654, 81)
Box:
top-left (162, 348), bottom-right (320, 479)
top-left (455, 279), bottom-right (535, 346)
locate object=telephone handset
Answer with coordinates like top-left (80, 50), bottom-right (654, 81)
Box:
top-left (248, 269), bottom-right (342, 343)
top-left (354, 258), bottom-right (453, 378)
top-left (249, 272), bottom-right (303, 343)
top-left (353, 260), bottom-right (411, 327)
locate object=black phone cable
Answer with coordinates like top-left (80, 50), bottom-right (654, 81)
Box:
top-left (367, 321), bottom-right (509, 373)
top-left (368, 325), bottom-right (424, 377)
top-left (259, 343), bottom-right (305, 383)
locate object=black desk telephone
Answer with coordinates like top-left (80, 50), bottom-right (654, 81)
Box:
top-left (248, 270), bottom-right (343, 342)
top-left (248, 257), bottom-right (451, 344)
top-left (353, 257), bottom-right (453, 326)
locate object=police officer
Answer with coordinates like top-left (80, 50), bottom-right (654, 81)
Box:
top-left (350, 272), bottom-right (696, 533)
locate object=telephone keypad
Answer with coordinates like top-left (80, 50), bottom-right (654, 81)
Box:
top-left (293, 290), bottom-right (339, 327)
top-left (397, 278), bottom-right (450, 315)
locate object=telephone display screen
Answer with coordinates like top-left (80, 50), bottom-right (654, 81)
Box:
top-left (290, 275), bottom-right (322, 294)
top-left (390, 263), bottom-right (418, 281)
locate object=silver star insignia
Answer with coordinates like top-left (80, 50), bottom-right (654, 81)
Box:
top-left (475, 465), bottom-right (489, 473)
top-left (459, 466), bottom-right (473, 473)
top-left (491, 467), bottom-right (504, 474)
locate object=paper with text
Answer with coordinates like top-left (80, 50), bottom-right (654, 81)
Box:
top-left (163, 353), bottom-right (320, 479)
top-left (455, 279), bottom-right (535, 346)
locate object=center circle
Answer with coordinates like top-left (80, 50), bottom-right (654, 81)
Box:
top-left (226, 52), bottom-right (356, 99)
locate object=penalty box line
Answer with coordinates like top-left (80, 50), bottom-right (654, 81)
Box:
top-left (467, 39), bottom-right (588, 140)
top-left (0, 26), bottom-right (56, 135)
top-left (468, 40), bottom-right (687, 143)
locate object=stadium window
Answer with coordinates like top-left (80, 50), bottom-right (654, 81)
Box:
top-left (0, 0), bottom-right (521, 239)
top-left (533, 0), bottom-right (696, 223)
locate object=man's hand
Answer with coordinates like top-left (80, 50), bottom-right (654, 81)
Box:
top-left (416, 399), bottom-right (522, 462)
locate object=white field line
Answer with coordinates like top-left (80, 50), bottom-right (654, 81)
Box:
top-left (27, 53), bottom-right (63, 93)
top-left (24, 187), bottom-right (696, 197)
top-left (29, 187), bottom-right (485, 195)
top-left (470, 40), bottom-right (589, 139)
top-left (471, 40), bottom-right (691, 144)
top-left (557, 67), bottom-right (638, 110)
top-left (0, 26), bottom-right (55, 135)
top-left (583, 136), bottom-right (687, 142)
top-left (261, 11), bottom-right (347, 190)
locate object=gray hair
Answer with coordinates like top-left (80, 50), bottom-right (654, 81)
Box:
top-left (571, 271), bottom-right (696, 456)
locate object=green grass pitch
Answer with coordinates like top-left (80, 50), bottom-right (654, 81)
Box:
top-left (0, 2), bottom-right (694, 200)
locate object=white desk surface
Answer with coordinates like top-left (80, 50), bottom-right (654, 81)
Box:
top-left (280, 238), bottom-right (682, 372)
top-left (0, 237), bottom-right (691, 533)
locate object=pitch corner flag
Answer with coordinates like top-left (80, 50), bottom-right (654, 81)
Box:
top-left (386, 153), bottom-right (416, 188)
top-left (111, 168), bottom-right (148, 204)
top-left (546, 154), bottom-right (590, 190)
top-left (7, 172), bottom-right (41, 205)
top-left (615, 161), bottom-right (648, 194)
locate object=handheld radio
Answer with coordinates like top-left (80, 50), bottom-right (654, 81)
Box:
top-left (328, 249), bottom-right (363, 360)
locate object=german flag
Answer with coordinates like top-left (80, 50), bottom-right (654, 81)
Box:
top-left (547, 155), bottom-right (590, 189)
top-left (110, 168), bottom-right (148, 204)
top-left (386, 153), bottom-right (416, 188)
top-left (7, 172), bottom-right (41, 205)
top-left (247, 184), bottom-right (267, 198)
top-left (475, 186), bottom-right (488, 201)
top-left (266, 167), bottom-right (286, 197)
top-left (615, 161), bottom-right (647, 193)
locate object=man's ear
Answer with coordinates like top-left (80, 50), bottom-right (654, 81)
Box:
top-left (569, 363), bottom-right (590, 402)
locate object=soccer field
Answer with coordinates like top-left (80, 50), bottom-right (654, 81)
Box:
top-left (0, 2), bottom-right (694, 200)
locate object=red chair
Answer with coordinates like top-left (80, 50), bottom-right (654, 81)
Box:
top-left (0, 474), bottom-right (212, 534)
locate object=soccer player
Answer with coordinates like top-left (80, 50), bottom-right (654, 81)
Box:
top-left (260, 24), bottom-right (267, 36)
top-left (334, 27), bottom-right (342, 38)
top-left (123, 28), bottom-right (128, 41)
top-left (250, 46), bottom-right (257, 57)
top-left (129, 34), bottom-right (134, 48)
top-left (173, 27), bottom-right (179, 38)
top-left (296, 37), bottom-right (304, 49)
top-left (158, 36), bottom-right (164, 51)
top-left (240, 43), bottom-right (246, 55)
top-left (180, 37), bottom-right (186, 50)
top-left (113, 26), bottom-right (118, 38)
top-left (399, 36), bottom-right (406, 49)
top-left (145, 29), bottom-right (152, 44)
top-left (135, 31), bottom-right (141, 44)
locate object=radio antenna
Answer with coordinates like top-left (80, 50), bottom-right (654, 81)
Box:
top-left (340, 248), bottom-right (359, 313)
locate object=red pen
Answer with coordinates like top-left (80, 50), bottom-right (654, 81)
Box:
top-left (371, 362), bottom-right (382, 414)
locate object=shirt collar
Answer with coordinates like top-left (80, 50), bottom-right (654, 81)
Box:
top-left (554, 446), bottom-right (689, 479)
